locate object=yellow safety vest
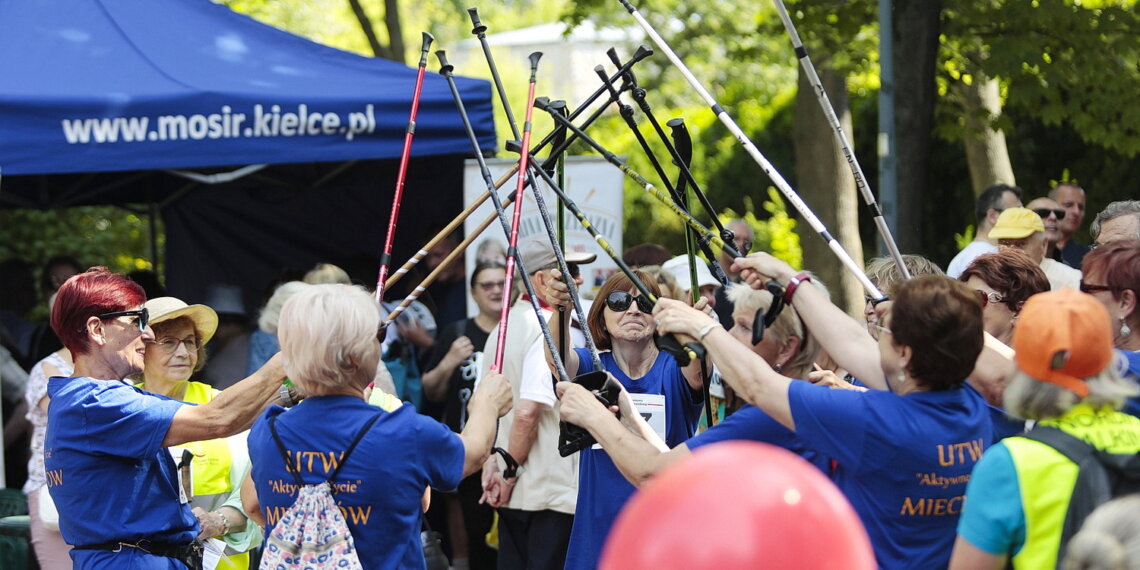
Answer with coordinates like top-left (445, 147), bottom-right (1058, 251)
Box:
top-left (1003, 403), bottom-right (1140, 569)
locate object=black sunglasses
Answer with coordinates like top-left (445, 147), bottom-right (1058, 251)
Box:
top-left (605, 291), bottom-right (654, 313)
top-left (1079, 280), bottom-right (1113, 294)
top-left (97, 307), bottom-right (149, 331)
top-left (1032, 208), bottom-right (1066, 221)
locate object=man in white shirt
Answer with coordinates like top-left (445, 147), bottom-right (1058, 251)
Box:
top-left (947, 184), bottom-right (1023, 278)
top-left (990, 207), bottom-right (1081, 291)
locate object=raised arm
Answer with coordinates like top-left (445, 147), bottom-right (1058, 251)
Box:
top-left (457, 371), bottom-right (513, 478)
top-left (543, 270), bottom-right (579, 378)
top-left (653, 298), bottom-right (796, 430)
top-left (732, 253), bottom-right (886, 390)
top-left (556, 379), bottom-right (688, 487)
top-left (164, 353), bottom-right (286, 447)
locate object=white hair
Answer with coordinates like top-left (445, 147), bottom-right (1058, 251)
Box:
top-left (278, 284), bottom-right (381, 395)
top-left (1062, 494), bottom-right (1140, 570)
top-left (1003, 358), bottom-right (1138, 420)
top-left (258, 281), bottom-right (311, 334)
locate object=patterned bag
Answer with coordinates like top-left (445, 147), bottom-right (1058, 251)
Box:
top-left (258, 413), bottom-right (381, 570)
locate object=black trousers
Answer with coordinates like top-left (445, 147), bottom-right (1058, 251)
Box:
top-left (496, 507), bottom-right (573, 570)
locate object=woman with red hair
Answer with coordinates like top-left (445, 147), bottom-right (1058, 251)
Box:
top-left (44, 267), bottom-right (286, 569)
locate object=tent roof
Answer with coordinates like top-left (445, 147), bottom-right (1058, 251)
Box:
top-left (0, 0), bottom-right (496, 176)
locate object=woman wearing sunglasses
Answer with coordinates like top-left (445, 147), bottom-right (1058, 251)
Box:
top-left (43, 268), bottom-right (286, 569)
top-left (544, 269), bottom-right (706, 570)
top-left (958, 249), bottom-right (1050, 347)
top-left (652, 255), bottom-right (993, 570)
top-left (134, 297), bottom-right (261, 569)
top-left (1080, 239), bottom-right (1140, 417)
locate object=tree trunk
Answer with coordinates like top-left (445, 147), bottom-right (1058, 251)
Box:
top-left (346, 0), bottom-right (384, 58)
top-left (383, 0), bottom-right (405, 65)
top-left (957, 73), bottom-right (1016, 195)
top-left (793, 66), bottom-right (865, 317)
top-left (892, 0), bottom-right (942, 252)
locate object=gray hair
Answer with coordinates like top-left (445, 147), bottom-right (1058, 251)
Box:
top-left (258, 281), bottom-right (311, 334)
top-left (302, 263), bottom-right (351, 285)
top-left (1062, 494), bottom-right (1140, 570)
top-left (1002, 360), bottom-right (1139, 420)
top-left (726, 275), bottom-right (829, 378)
top-left (1090, 200), bottom-right (1140, 242)
top-left (865, 255), bottom-right (945, 297)
top-left (278, 284), bottom-right (381, 395)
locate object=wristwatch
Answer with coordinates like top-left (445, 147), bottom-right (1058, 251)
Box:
top-left (278, 384), bottom-right (295, 407)
top-left (697, 322), bottom-right (721, 342)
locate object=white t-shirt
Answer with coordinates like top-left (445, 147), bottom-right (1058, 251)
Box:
top-left (947, 240), bottom-right (997, 278)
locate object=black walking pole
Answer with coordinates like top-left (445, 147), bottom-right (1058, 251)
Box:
top-left (535, 97), bottom-right (742, 260)
top-left (617, 0), bottom-right (886, 301)
top-left (375, 32), bottom-right (433, 303)
top-left (439, 50), bottom-right (620, 457)
top-left (770, 0), bottom-right (910, 279)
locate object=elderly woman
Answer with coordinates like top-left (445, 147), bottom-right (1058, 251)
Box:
top-left (44, 268), bottom-right (285, 569)
top-left (958, 249), bottom-right (1050, 346)
top-left (653, 256), bottom-right (993, 569)
top-left (245, 284), bottom-right (512, 569)
top-left (558, 279), bottom-right (831, 489)
top-left (949, 289), bottom-right (1140, 569)
top-left (134, 297), bottom-right (261, 569)
top-left (1080, 239), bottom-right (1140, 417)
top-left (545, 270), bottom-right (705, 570)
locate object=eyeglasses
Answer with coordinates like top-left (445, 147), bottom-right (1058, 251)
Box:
top-left (1032, 208), bottom-right (1066, 221)
top-left (474, 280), bottom-right (505, 292)
top-left (976, 289), bottom-right (1005, 307)
top-left (1079, 280), bottom-right (1114, 294)
top-left (868, 322), bottom-right (892, 339)
top-left (152, 337), bottom-right (199, 354)
top-left (605, 291), bottom-right (654, 314)
top-left (864, 294), bottom-right (891, 308)
top-left (97, 308), bottom-right (149, 331)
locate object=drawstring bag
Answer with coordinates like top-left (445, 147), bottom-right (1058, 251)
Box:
top-left (258, 413), bottom-right (380, 570)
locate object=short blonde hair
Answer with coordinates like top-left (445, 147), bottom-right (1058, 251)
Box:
top-left (865, 255), bottom-right (944, 296)
top-left (303, 263), bottom-right (351, 285)
top-left (278, 284), bottom-right (381, 395)
top-left (726, 277), bottom-right (828, 378)
top-left (258, 281), bottom-right (311, 334)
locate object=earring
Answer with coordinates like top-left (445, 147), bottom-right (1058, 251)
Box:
top-left (773, 363), bottom-right (783, 373)
top-left (897, 370), bottom-right (907, 385)
top-left (1121, 318), bottom-right (1133, 339)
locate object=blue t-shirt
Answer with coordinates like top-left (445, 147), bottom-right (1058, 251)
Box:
top-left (45, 376), bottom-right (193, 569)
top-left (964, 382), bottom-right (1026, 441)
top-left (788, 381), bottom-right (993, 569)
top-left (688, 402), bottom-right (830, 474)
top-left (1119, 349), bottom-right (1140, 418)
top-left (564, 349), bottom-right (702, 570)
top-left (248, 396), bottom-right (464, 570)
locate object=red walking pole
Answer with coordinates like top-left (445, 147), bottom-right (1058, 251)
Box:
top-left (374, 32), bottom-right (434, 302)
top-left (490, 51), bottom-right (543, 373)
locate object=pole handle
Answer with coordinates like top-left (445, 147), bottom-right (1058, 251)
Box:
top-left (418, 32), bottom-right (434, 67)
top-left (467, 7), bottom-right (487, 35)
top-left (435, 50), bottom-right (453, 75)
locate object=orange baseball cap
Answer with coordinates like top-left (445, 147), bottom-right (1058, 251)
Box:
top-left (1012, 288), bottom-right (1114, 398)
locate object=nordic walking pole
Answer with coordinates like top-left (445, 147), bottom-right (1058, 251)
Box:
top-left (468, 10), bottom-right (598, 369)
top-left (491, 51), bottom-right (543, 373)
top-left (382, 194), bottom-right (516, 324)
top-left (605, 48), bottom-right (734, 248)
top-left (616, 0), bottom-right (885, 301)
top-left (382, 46), bottom-right (653, 291)
top-left (771, 0), bottom-right (910, 279)
top-left (535, 97), bottom-right (742, 260)
top-left (592, 65), bottom-right (727, 286)
top-left (374, 32), bottom-right (434, 303)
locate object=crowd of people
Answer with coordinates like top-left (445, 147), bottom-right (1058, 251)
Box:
top-left (0, 189), bottom-right (1137, 570)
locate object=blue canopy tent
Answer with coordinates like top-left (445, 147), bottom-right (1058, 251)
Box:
top-left (0, 0), bottom-right (500, 314)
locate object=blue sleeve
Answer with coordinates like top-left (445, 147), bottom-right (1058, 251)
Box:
top-left (76, 384), bottom-right (184, 459)
top-left (689, 405), bottom-right (787, 450)
top-left (957, 443), bottom-right (1025, 556)
top-left (416, 414), bottom-right (466, 492)
top-left (574, 347), bottom-right (595, 375)
top-left (787, 380), bottom-right (869, 467)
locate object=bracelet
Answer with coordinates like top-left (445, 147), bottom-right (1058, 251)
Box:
top-left (783, 272), bottom-right (813, 305)
top-left (504, 476), bottom-right (517, 486)
top-left (696, 322), bottom-right (721, 342)
top-left (217, 510), bottom-right (232, 536)
top-left (278, 383), bottom-right (295, 407)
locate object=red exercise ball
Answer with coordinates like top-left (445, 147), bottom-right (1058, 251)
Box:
top-left (599, 441), bottom-right (875, 570)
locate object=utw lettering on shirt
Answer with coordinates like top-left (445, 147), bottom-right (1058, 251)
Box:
top-left (900, 437), bottom-right (985, 517)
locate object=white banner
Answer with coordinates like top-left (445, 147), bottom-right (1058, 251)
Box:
top-left (463, 156), bottom-right (624, 315)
